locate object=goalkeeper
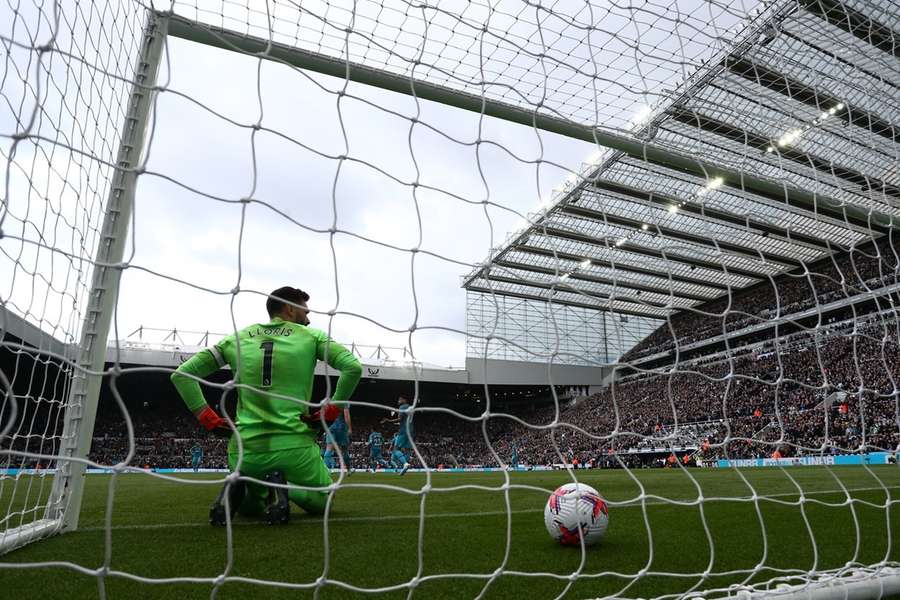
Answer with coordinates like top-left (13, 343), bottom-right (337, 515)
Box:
top-left (171, 286), bottom-right (362, 524)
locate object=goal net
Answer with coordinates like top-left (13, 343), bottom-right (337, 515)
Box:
top-left (2, 0), bottom-right (899, 598)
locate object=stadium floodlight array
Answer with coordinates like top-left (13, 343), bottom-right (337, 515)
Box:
top-left (1, 0), bottom-right (899, 599)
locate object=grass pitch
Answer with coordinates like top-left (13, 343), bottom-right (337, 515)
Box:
top-left (2, 466), bottom-right (899, 599)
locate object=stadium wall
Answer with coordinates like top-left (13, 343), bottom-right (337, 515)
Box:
top-left (103, 344), bottom-right (611, 386)
top-left (465, 357), bottom-right (611, 386)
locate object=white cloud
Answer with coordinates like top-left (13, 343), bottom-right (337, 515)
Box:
top-left (3, 4), bottom-right (640, 367)
top-left (109, 37), bottom-right (592, 367)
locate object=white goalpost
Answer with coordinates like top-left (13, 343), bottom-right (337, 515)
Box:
top-left (2, 0), bottom-right (900, 598)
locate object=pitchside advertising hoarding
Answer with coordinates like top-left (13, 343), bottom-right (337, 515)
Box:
top-left (716, 452), bottom-right (894, 468)
top-left (1, 466), bottom-right (558, 476)
top-left (3, 457), bottom-right (897, 476)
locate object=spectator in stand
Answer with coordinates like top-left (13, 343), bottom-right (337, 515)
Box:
top-left (80, 260), bottom-right (900, 471)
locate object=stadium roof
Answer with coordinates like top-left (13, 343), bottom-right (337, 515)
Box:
top-left (462, 0), bottom-right (900, 319)
top-left (164, 0), bottom-right (899, 322)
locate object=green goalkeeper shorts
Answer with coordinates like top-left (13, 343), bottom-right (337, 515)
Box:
top-left (227, 443), bottom-right (333, 515)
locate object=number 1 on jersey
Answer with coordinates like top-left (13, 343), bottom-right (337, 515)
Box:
top-left (260, 341), bottom-right (274, 386)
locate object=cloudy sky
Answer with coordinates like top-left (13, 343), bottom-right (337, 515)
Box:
top-left (115, 35), bottom-right (595, 367)
top-left (1, 1), bottom-right (748, 367)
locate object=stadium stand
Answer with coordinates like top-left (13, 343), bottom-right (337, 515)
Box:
top-left (6, 238), bottom-right (898, 472)
top-left (77, 305), bottom-right (897, 471)
top-left (624, 236), bottom-right (900, 361)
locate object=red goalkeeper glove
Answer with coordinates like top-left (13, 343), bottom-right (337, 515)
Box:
top-left (196, 406), bottom-right (230, 436)
top-left (301, 403), bottom-right (341, 429)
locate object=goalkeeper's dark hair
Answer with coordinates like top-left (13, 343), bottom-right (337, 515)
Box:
top-left (266, 286), bottom-right (310, 318)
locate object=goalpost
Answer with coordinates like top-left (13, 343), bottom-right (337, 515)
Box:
top-left (2, 0), bottom-right (900, 598)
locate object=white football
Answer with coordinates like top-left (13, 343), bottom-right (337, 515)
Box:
top-left (544, 482), bottom-right (609, 546)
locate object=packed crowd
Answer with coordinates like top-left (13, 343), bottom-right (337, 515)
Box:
top-left (8, 309), bottom-right (898, 472)
top-left (88, 435), bottom-right (230, 469)
top-left (79, 311), bottom-right (898, 470)
top-left (5, 309), bottom-right (891, 471)
top-left (624, 237), bottom-right (900, 360)
top-left (544, 315), bottom-right (899, 466)
top-left (395, 309), bottom-right (896, 467)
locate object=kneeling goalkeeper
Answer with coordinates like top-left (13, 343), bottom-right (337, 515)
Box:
top-left (171, 286), bottom-right (362, 524)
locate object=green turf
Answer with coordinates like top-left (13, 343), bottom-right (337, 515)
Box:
top-left (2, 466), bottom-right (899, 599)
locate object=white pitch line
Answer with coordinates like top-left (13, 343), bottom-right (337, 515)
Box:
top-left (77, 485), bottom-right (900, 533)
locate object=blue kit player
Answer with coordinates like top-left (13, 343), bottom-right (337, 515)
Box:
top-left (383, 395), bottom-right (414, 475)
top-left (323, 406), bottom-right (352, 474)
top-left (367, 430), bottom-right (386, 472)
top-left (510, 442), bottom-right (519, 471)
top-left (190, 443), bottom-right (203, 472)
top-left (389, 434), bottom-right (409, 474)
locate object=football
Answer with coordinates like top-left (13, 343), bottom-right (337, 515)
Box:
top-left (544, 482), bottom-right (609, 546)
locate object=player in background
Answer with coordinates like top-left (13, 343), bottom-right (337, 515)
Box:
top-left (367, 430), bottom-right (385, 472)
top-left (324, 407), bottom-right (352, 474)
top-left (322, 440), bottom-right (335, 469)
top-left (510, 442), bottom-right (519, 471)
top-left (389, 434), bottom-right (409, 473)
top-left (382, 395), bottom-right (414, 474)
top-left (190, 443), bottom-right (204, 472)
top-left (320, 441), bottom-right (336, 469)
top-left (171, 286), bottom-right (362, 525)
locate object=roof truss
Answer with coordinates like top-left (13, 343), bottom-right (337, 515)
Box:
top-left (666, 107), bottom-right (900, 203)
top-left (535, 226), bottom-right (771, 281)
top-left (480, 272), bottom-right (676, 310)
top-left (464, 284), bottom-right (666, 319)
top-left (463, 1), bottom-right (899, 324)
top-left (491, 257), bottom-right (712, 302)
top-left (800, 0), bottom-right (900, 58)
top-left (511, 244), bottom-right (734, 292)
top-left (589, 179), bottom-right (839, 251)
top-left (559, 201), bottom-right (806, 269)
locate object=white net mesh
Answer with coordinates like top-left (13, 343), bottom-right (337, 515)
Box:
top-left (1, 2), bottom-right (146, 548)
top-left (2, 0), bottom-right (900, 598)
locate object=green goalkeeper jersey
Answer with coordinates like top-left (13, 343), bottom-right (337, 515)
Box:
top-left (171, 317), bottom-right (362, 452)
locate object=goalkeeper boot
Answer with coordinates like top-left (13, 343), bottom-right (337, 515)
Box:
top-left (209, 477), bottom-right (246, 526)
top-left (264, 471), bottom-right (290, 525)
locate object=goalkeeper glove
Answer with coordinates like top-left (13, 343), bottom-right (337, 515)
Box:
top-left (301, 403), bottom-right (341, 429)
top-left (196, 406), bottom-right (231, 436)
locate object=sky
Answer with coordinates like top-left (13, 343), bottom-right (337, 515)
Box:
top-left (0, 0), bottom-right (751, 367)
top-left (115, 36), bottom-right (595, 367)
